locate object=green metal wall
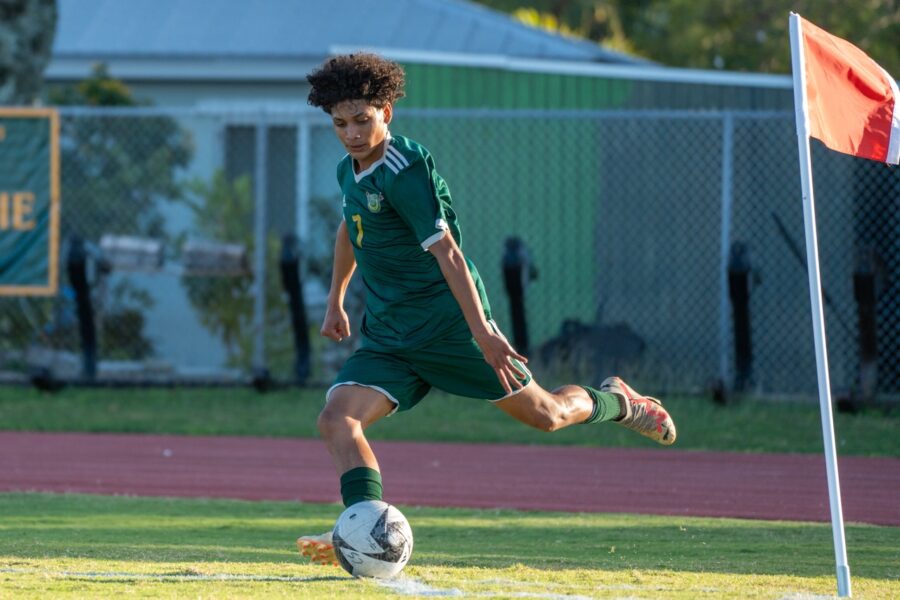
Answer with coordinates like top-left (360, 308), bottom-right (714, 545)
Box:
top-left (394, 115), bottom-right (599, 350)
top-left (394, 63), bottom-right (794, 365)
top-left (396, 64), bottom-right (634, 346)
top-left (402, 64), bottom-right (632, 109)
top-left (401, 63), bottom-right (794, 110)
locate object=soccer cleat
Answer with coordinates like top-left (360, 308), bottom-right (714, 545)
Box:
top-left (600, 376), bottom-right (676, 445)
top-left (297, 531), bottom-right (338, 566)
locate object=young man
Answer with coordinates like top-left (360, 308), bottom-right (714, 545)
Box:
top-left (297, 53), bottom-right (676, 565)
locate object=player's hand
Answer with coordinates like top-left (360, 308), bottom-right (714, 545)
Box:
top-left (321, 305), bottom-right (351, 342)
top-left (475, 330), bottom-right (528, 395)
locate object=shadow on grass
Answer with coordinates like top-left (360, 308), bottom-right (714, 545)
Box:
top-left (1, 493), bottom-right (897, 581)
top-left (63, 575), bottom-right (350, 584)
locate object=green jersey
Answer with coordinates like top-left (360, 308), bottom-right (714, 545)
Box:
top-left (337, 133), bottom-right (491, 350)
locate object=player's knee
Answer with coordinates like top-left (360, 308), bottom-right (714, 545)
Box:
top-left (526, 410), bottom-right (563, 433)
top-left (540, 415), bottom-right (565, 432)
top-left (316, 403), bottom-right (354, 439)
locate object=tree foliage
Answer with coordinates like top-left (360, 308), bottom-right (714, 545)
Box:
top-left (478, 0), bottom-right (899, 74)
top-left (0, 0), bottom-right (57, 104)
top-left (180, 174), bottom-right (364, 378)
top-left (47, 64), bottom-right (193, 241)
top-left (35, 65), bottom-right (193, 360)
top-left (180, 172), bottom-right (294, 371)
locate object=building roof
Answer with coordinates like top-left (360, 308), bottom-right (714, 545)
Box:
top-left (52, 0), bottom-right (643, 65)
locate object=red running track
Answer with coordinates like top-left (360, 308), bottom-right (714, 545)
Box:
top-left (1, 431), bottom-right (898, 526)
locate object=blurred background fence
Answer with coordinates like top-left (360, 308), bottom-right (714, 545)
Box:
top-left (2, 105), bottom-right (897, 404)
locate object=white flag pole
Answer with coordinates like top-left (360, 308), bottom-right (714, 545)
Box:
top-left (789, 13), bottom-right (852, 598)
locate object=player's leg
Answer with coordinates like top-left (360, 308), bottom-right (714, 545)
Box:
top-left (298, 349), bottom-right (429, 566)
top-left (317, 384), bottom-right (396, 504)
top-left (410, 324), bottom-right (676, 444)
top-left (495, 377), bottom-right (676, 445)
top-left (492, 381), bottom-right (599, 431)
top-left (298, 384), bottom-right (394, 566)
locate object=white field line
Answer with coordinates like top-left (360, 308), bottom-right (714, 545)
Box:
top-left (377, 575), bottom-right (600, 599)
top-left (383, 575), bottom-right (734, 598)
top-left (375, 576), bottom-right (463, 596)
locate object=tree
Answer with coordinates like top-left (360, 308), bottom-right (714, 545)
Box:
top-left (477, 0), bottom-right (899, 75)
top-left (48, 64), bottom-right (193, 241)
top-left (499, 1), bottom-right (637, 55)
top-left (180, 172), bottom-right (295, 372)
top-left (617, 0), bottom-right (898, 74)
top-left (42, 65), bottom-right (193, 361)
top-left (0, 0), bottom-right (57, 104)
top-left (181, 173), bottom-right (363, 379)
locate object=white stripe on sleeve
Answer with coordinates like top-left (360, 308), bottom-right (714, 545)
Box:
top-left (420, 219), bottom-right (449, 250)
top-left (386, 145), bottom-right (410, 167)
top-left (384, 152), bottom-right (404, 173)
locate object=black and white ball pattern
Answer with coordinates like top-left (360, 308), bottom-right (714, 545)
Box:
top-left (332, 500), bottom-right (413, 578)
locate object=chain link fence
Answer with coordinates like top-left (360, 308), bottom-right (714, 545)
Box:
top-left (1, 105), bottom-right (897, 404)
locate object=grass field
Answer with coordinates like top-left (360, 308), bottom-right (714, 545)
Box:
top-left (2, 385), bottom-right (898, 598)
top-left (0, 384), bottom-right (898, 455)
top-left (2, 493), bottom-right (899, 599)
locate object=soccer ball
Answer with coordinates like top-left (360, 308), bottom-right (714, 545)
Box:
top-left (332, 500), bottom-right (413, 578)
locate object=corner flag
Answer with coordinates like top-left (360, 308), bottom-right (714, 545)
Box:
top-left (799, 14), bottom-right (899, 164)
top-left (789, 12), bottom-right (897, 598)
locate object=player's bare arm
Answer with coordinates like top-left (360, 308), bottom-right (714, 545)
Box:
top-left (428, 233), bottom-right (528, 394)
top-left (321, 220), bottom-right (356, 342)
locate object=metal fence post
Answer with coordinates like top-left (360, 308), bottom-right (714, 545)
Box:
top-left (718, 112), bottom-right (735, 391)
top-left (297, 116), bottom-right (312, 245)
top-left (252, 115), bottom-right (269, 388)
top-left (66, 236), bottom-right (97, 380)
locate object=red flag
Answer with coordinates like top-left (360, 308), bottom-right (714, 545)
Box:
top-left (797, 15), bottom-right (899, 164)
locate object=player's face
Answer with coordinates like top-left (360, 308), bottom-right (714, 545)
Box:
top-left (331, 100), bottom-right (393, 171)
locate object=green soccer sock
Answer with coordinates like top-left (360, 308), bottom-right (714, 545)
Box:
top-left (580, 386), bottom-right (625, 424)
top-left (340, 467), bottom-right (384, 507)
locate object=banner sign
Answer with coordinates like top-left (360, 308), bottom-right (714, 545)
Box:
top-left (0, 108), bottom-right (60, 296)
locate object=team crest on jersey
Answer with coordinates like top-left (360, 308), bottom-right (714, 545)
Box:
top-left (365, 191), bottom-right (383, 213)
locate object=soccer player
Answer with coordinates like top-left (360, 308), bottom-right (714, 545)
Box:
top-left (297, 53), bottom-right (676, 565)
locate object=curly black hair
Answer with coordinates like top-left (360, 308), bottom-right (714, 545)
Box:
top-left (306, 53), bottom-right (406, 113)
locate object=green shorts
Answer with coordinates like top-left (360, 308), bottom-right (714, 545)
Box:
top-left (328, 325), bottom-right (532, 413)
